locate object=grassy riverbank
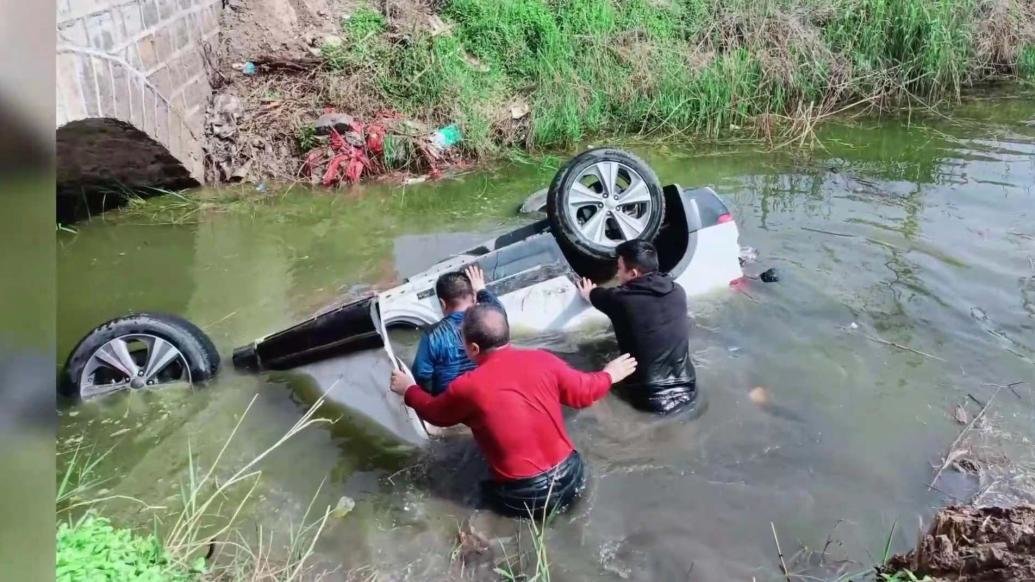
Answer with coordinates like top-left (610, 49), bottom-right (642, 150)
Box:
top-left (316, 0), bottom-right (1035, 157)
top-left (55, 397), bottom-right (333, 581)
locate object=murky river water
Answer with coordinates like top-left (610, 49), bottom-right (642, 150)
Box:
top-left (58, 89), bottom-right (1035, 580)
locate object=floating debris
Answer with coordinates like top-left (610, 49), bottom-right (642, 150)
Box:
top-left (330, 495), bottom-right (355, 519)
top-left (749, 386), bottom-right (769, 405)
top-left (952, 404), bottom-right (969, 425)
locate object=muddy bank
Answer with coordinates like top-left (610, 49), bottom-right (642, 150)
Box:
top-left (203, 0), bottom-right (1035, 186)
top-left (885, 505), bottom-right (1035, 582)
top-left (205, 0), bottom-right (451, 184)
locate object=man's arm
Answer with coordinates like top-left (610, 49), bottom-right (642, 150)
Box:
top-left (465, 264), bottom-right (505, 311)
top-left (403, 377), bottom-right (475, 427)
top-left (410, 334), bottom-right (436, 390)
top-left (476, 289), bottom-right (504, 311)
top-left (578, 278), bottom-right (616, 315)
top-left (552, 352), bottom-right (637, 409)
top-left (589, 287), bottom-right (617, 315)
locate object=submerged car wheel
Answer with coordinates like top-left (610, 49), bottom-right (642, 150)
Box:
top-left (61, 313), bottom-right (220, 400)
top-left (547, 148), bottom-right (665, 261)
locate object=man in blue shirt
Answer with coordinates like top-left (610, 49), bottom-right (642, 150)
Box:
top-left (411, 265), bottom-right (504, 395)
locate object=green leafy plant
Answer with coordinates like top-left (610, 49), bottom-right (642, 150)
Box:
top-left (297, 125), bottom-right (319, 152)
top-left (56, 514), bottom-right (201, 582)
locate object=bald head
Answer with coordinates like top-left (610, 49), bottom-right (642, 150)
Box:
top-left (462, 304), bottom-right (510, 354)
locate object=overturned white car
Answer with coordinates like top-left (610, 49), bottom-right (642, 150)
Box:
top-left (61, 149), bottom-right (745, 445)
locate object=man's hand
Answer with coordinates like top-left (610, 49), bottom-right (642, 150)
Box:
top-left (603, 353), bottom-right (637, 384)
top-left (577, 277), bottom-right (596, 302)
top-left (465, 264), bottom-right (486, 294)
top-left (390, 368), bottom-right (416, 395)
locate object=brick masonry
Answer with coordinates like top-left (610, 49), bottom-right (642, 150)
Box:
top-left (56, 0), bottom-right (222, 185)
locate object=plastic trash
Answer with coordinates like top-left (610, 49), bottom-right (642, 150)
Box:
top-left (331, 495), bottom-right (355, 518)
top-left (431, 124), bottom-right (462, 150)
top-left (242, 61), bottom-right (257, 76)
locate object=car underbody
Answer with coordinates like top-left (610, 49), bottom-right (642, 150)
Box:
top-left (230, 185), bottom-right (743, 444)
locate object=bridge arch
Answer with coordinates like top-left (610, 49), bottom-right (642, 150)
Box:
top-left (56, 0), bottom-right (223, 221)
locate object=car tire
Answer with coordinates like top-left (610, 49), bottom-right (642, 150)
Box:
top-left (547, 148), bottom-right (666, 262)
top-left (61, 313), bottom-right (220, 399)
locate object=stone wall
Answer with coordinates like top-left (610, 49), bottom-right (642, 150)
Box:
top-left (56, 0), bottom-right (223, 220)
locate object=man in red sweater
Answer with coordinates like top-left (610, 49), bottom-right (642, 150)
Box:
top-left (389, 303), bottom-right (637, 517)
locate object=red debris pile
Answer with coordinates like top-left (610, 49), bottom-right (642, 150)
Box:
top-left (301, 109), bottom-right (460, 187)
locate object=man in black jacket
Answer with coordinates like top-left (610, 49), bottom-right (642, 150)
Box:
top-left (577, 240), bottom-right (697, 415)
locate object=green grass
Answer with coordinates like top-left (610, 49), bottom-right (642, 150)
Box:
top-left (823, 0), bottom-right (976, 98)
top-left (318, 0), bottom-right (1035, 154)
top-left (1021, 44), bottom-right (1035, 77)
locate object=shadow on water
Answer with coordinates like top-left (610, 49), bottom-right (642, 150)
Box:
top-left (56, 87), bottom-right (1035, 579)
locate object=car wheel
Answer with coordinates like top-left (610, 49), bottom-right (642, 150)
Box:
top-left (547, 148), bottom-right (665, 261)
top-left (61, 313), bottom-right (220, 400)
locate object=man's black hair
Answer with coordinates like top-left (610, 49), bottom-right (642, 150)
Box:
top-left (616, 239), bottom-right (659, 273)
top-left (435, 271), bottom-right (474, 305)
top-left (461, 304), bottom-right (510, 351)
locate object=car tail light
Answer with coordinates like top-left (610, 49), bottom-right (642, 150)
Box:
top-left (717, 213), bottom-right (734, 224)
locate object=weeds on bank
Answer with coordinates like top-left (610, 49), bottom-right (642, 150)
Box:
top-left (494, 511), bottom-right (558, 579)
top-left (491, 480), bottom-right (559, 582)
top-left (314, 0), bottom-right (1035, 155)
top-left (297, 125), bottom-right (319, 152)
top-left (55, 396), bottom-right (334, 581)
top-left (493, 515), bottom-right (552, 582)
top-left (1021, 45), bottom-right (1035, 78)
top-left (872, 520), bottom-right (933, 582)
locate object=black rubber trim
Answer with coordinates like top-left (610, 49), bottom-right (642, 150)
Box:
top-left (492, 219), bottom-right (550, 248)
top-left (238, 296), bottom-right (384, 371)
top-left (661, 186), bottom-right (699, 279)
top-left (232, 344), bottom-right (260, 371)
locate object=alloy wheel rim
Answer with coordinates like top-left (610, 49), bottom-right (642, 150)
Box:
top-left (79, 334), bottom-right (191, 399)
top-left (564, 161), bottom-right (654, 248)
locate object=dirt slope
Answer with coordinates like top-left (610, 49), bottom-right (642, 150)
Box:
top-left (886, 505), bottom-right (1035, 582)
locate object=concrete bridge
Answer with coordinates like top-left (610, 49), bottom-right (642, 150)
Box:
top-left (56, 0), bottom-right (223, 221)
